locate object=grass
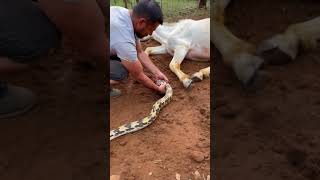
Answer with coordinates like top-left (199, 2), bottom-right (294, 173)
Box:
top-left (111, 0), bottom-right (210, 22)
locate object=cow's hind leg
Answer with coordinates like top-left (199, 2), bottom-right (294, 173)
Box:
top-left (191, 67), bottom-right (210, 82)
top-left (145, 45), bottom-right (167, 56)
top-left (257, 16), bottom-right (320, 65)
top-left (169, 45), bottom-right (192, 88)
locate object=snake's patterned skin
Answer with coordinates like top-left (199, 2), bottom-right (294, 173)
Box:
top-left (110, 83), bottom-right (173, 141)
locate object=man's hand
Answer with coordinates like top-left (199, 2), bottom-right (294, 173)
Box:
top-left (154, 71), bottom-right (169, 83)
top-left (156, 82), bottom-right (167, 94)
top-left (122, 59), bottom-right (165, 93)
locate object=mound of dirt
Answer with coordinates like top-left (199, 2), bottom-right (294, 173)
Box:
top-left (215, 0), bottom-right (320, 180)
top-left (110, 38), bottom-right (210, 178)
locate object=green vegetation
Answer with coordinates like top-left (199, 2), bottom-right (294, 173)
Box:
top-left (110, 0), bottom-right (210, 22)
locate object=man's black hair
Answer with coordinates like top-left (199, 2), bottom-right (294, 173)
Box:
top-left (133, 0), bottom-right (163, 25)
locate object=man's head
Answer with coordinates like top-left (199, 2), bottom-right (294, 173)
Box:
top-left (131, 0), bottom-right (163, 38)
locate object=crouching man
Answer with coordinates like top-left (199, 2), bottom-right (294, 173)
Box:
top-left (110, 0), bottom-right (169, 97)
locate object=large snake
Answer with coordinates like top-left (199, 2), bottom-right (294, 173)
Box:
top-left (110, 82), bottom-right (173, 141)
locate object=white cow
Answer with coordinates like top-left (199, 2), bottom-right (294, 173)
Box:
top-left (210, 0), bottom-right (320, 85)
top-left (145, 0), bottom-right (320, 88)
top-left (144, 18), bottom-right (210, 88)
top-left (144, 17), bottom-right (262, 87)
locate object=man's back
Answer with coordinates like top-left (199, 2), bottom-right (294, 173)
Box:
top-left (110, 6), bottom-right (137, 62)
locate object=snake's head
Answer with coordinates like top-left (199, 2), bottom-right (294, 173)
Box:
top-left (156, 80), bottom-right (166, 86)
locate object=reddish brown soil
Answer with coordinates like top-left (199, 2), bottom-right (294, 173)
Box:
top-left (0, 45), bottom-right (106, 180)
top-left (110, 26), bottom-right (210, 179)
top-left (215, 0), bottom-right (320, 180)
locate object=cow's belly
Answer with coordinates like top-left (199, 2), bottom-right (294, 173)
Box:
top-left (166, 43), bottom-right (210, 61)
top-left (166, 45), bottom-right (210, 62)
top-left (186, 47), bottom-right (210, 61)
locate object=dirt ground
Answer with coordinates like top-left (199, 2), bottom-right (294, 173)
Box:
top-left (110, 17), bottom-right (210, 179)
top-left (3, 1), bottom-right (320, 179)
top-left (215, 0), bottom-right (320, 180)
top-left (0, 44), bottom-right (106, 180)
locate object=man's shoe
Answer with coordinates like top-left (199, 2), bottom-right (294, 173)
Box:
top-left (0, 83), bottom-right (36, 119)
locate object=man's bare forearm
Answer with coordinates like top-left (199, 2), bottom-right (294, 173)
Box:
top-left (138, 51), bottom-right (161, 75)
top-left (38, 0), bottom-right (105, 48)
top-left (133, 72), bottom-right (159, 92)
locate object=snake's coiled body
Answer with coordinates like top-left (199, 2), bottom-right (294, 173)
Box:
top-left (110, 83), bottom-right (173, 141)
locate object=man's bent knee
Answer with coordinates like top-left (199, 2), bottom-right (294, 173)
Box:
top-left (110, 59), bottom-right (128, 81)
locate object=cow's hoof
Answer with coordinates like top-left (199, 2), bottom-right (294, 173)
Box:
top-left (244, 70), bottom-right (272, 92)
top-left (257, 41), bottom-right (293, 65)
top-left (191, 72), bottom-right (203, 82)
top-left (183, 79), bottom-right (193, 89)
top-left (232, 53), bottom-right (264, 86)
top-left (256, 33), bottom-right (298, 64)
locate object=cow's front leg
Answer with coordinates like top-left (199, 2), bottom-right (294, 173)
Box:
top-left (145, 45), bottom-right (167, 56)
top-left (169, 46), bottom-right (192, 88)
top-left (211, 20), bottom-right (264, 85)
top-left (257, 16), bottom-right (320, 65)
top-left (191, 67), bottom-right (210, 82)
